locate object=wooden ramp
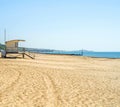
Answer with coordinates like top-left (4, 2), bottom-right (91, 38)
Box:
top-left (24, 52), bottom-right (35, 59)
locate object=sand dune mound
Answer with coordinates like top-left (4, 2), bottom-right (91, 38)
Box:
top-left (0, 54), bottom-right (120, 107)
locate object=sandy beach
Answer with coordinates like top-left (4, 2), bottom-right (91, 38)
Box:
top-left (0, 53), bottom-right (120, 107)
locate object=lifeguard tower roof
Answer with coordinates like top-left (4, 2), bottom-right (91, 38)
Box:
top-left (5, 39), bottom-right (25, 43)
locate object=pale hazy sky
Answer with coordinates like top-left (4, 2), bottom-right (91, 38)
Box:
top-left (0, 0), bottom-right (120, 51)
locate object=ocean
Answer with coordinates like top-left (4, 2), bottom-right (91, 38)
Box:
top-left (83, 52), bottom-right (120, 58)
top-left (40, 51), bottom-right (120, 59)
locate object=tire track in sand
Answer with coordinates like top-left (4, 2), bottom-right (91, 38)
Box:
top-left (0, 70), bottom-right (22, 95)
top-left (41, 72), bottom-right (57, 107)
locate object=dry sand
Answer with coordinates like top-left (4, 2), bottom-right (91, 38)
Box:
top-left (0, 53), bottom-right (120, 107)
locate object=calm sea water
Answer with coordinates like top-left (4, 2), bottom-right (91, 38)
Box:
top-left (40, 51), bottom-right (120, 58)
top-left (83, 52), bottom-right (120, 58)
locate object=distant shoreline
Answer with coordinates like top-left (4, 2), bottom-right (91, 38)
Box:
top-left (31, 52), bottom-right (120, 59)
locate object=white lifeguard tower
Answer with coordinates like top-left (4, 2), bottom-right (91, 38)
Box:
top-left (5, 39), bottom-right (25, 53)
top-left (1, 39), bottom-right (25, 58)
top-left (1, 39), bottom-right (35, 59)
top-left (1, 29), bottom-right (35, 59)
